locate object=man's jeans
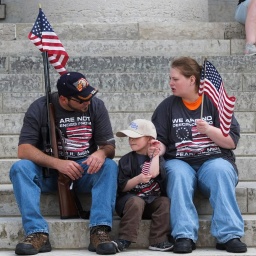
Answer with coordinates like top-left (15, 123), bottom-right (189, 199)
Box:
top-left (165, 158), bottom-right (244, 243)
top-left (9, 158), bottom-right (118, 236)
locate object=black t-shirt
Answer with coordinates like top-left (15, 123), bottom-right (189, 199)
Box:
top-left (152, 95), bottom-right (240, 170)
top-left (115, 151), bottom-right (167, 216)
top-left (19, 92), bottom-right (115, 159)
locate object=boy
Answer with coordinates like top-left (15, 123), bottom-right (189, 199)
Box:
top-left (113, 119), bottom-right (173, 252)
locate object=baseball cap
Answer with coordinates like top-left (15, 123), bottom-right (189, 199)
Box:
top-left (116, 119), bottom-right (157, 139)
top-left (57, 72), bottom-right (98, 101)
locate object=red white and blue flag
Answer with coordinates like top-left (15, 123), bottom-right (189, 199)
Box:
top-left (28, 8), bottom-right (69, 75)
top-left (141, 161), bottom-right (150, 175)
top-left (199, 60), bottom-right (236, 137)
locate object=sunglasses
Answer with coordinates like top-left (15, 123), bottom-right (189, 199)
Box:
top-left (67, 97), bottom-right (89, 104)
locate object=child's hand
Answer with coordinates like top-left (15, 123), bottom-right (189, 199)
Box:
top-left (137, 173), bottom-right (152, 183)
top-left (148, 139), bottom-right (160, 158)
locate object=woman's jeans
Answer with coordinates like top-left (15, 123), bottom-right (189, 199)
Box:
top-left (165, 158), bottom-right (244, 243)
top-left (235, 0), bottom-right (250, 24)
top-left (9, 158), bottom-right (118, 236)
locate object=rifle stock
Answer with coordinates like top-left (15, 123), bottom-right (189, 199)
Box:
top-left (49, 103), bottom-right (80, 219)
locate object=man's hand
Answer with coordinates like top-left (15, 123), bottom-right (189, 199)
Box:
top-left (57, 159), bottom-right (84, 180)
top-left (82, 150), bottom-right (106, 174)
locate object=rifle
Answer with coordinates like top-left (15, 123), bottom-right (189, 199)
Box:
top-left (42, 51), bottom-right (88, 219)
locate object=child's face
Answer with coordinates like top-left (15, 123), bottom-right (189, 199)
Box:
top-left (128, 136), bottom-right (151, 155)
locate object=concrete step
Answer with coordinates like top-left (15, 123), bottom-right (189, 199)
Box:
top-left (0, 54), bottom-right (256, 74)
top-left (1, 55), bottom-right (256, 75)
top-left (0, 248), bottom-right (255, 256)
top-left (1, 157), bottom-right (256, 185)
top-left (0, 131), bottom-right (255, 159)
top-left (0, 90), bottom-right (255, 114)
top-left (0, 215), bottom-right (256, 249)
top-left (0, 181), bottom-right (255, 217)
top-left (0, 39), bottom-right (238, 56)
top-left (0, 22), bottom-right (246, 41)
top-left (0, 112), bottom-right (255, 136)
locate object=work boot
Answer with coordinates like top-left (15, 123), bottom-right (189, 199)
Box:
top-left (15, 232), bottom-right (52, 255)
top-left (88, 225), bottom-right (116, 255)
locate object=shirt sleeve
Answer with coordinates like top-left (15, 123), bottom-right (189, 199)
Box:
top-left (151, 97), bottom-right (172, 146)
top-left (90, 97), bottom-right (115, 147)
top-left (18, 96), bottom-right (47, 149)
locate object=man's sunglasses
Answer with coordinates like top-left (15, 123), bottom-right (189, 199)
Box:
top-left (67, 97), bottom-right (89, 104)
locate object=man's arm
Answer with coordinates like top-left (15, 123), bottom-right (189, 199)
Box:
top-left (83, 144), bottom-right (115, 174)
top-left (18, 144), bottom-right (84, 180)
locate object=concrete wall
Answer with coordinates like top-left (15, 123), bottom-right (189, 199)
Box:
top-left (0, 0), bottom-right (208, 23)
top-left (209, 0), bottom-right (238, 22)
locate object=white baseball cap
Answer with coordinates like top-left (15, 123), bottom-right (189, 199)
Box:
top-left (116, 119), bottom-right (157, 139)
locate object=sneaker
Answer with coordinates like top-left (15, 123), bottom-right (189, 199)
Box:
top-left (149, 241), bottom-right (174, 251)
top-left (15, 233), bottom-right (52, 255)
top-left (216, 238), bottom-right (247, 253)
top-left (245, 43), bottom-right (256, 55)
top-left (88, 225), bottom-right (116, 255)
top-left (173, 238), bottom-right (196, 253)
top-left (112, 239), bottom-right (131, 252)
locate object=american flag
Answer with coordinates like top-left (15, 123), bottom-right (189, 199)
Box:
top-left (141, 149), bottom-right (156, 175)
top-left (28, 8), bottom-right (69, 75)
top-left (141, 161), bottom-right (150, 175)
top-left (199, 60), bottom-right (236, 137)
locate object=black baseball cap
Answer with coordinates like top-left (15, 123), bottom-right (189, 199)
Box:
top-left (57, 72), bottom-right (98, 101)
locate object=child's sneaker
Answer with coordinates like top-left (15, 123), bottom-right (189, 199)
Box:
top-left (245, 43), bottom-right (256, 55)
top-left (148, 241), bottom-right (174, 252)
top-left (112, 239), bottom-right (131, 252)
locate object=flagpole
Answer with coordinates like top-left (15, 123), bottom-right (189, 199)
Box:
top-left (200, 58), bottom-right (207, 119)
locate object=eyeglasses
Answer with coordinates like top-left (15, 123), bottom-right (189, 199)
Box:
top-left (67, 97), bottom-right (89, 104)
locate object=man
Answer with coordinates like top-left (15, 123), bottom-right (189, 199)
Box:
top-left (10, 72), bottom-right (118, 255)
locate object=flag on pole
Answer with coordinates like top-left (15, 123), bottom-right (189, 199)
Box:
top-left (28, 8), bottom-right (69, 75)
top-left (199, 60), bottom-right (236, 137)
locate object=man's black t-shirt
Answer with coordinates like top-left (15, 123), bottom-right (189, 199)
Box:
top-left (19, 92), bottom-right (115, 160)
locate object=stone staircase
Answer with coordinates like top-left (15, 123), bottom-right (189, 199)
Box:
top-left (0, 21), bottom-right (256, 254)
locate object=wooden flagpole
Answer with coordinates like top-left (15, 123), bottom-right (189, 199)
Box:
top-left (200, 58), bottom-right (207, 119)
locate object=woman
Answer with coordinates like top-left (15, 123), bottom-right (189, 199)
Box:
top-left (235, 0), bottom-right (256, 55)
top-left (151, 57), bottom-right (247, 254)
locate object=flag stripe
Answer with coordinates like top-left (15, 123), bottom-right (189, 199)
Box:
top-left (28, 8), bottom-right (69, 75)
top-left (141, 161), bottom-right (150, 175)
top-left (199, 60), bottom-right (236, 136)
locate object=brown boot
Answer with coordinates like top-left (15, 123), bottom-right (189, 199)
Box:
top-left (15, 232), bottom-right (52, 255)
top-left (88, 225), bottom-right (116, 255)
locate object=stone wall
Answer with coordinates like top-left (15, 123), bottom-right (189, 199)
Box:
top-left (209, 0), bottom-right (238, 22)
top-left (0, 0), bottom-right (208, 23)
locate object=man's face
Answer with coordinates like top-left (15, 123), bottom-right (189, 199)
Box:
top-left (66, 97), bottom-right (91, 113)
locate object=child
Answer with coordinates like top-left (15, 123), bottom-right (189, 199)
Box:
top-left (113, 119), bottom-right (173, 252)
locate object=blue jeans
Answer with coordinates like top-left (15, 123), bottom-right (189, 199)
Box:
top-left (165, 158), bottom-right (244, 243)
top-left (235, 0), bottom-right (250, 24)
top-left (9, 158), bottom-right (118, 236)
